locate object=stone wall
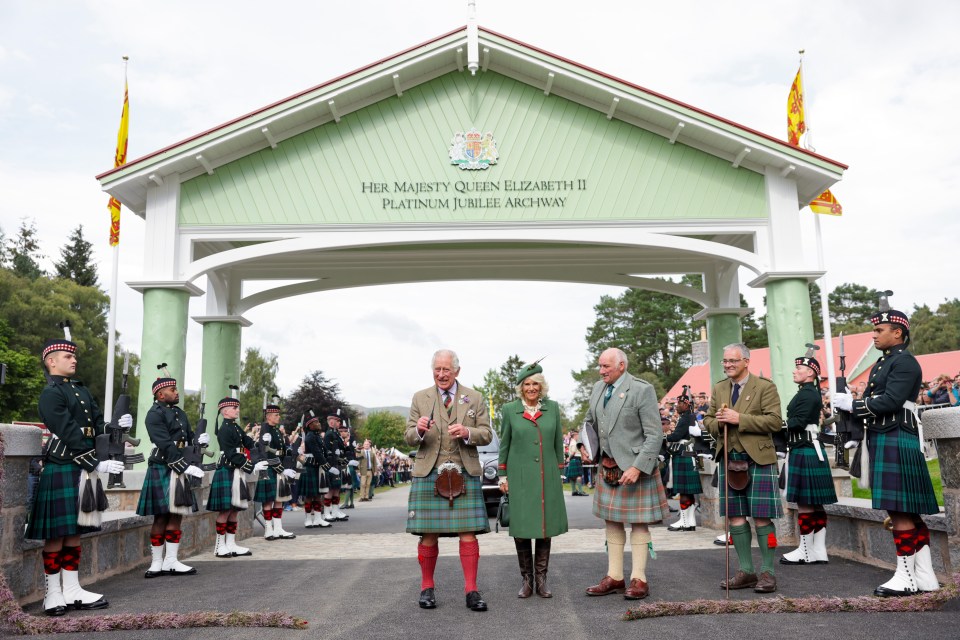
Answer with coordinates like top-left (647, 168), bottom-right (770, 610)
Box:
top-left (0, 424), bottom-right (254, 605)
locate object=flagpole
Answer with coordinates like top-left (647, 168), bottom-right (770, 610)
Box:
top-left (104, 56), bottom-right (129, 421)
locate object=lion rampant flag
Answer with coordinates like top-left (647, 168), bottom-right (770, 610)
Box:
top-left (787, 66), bottom-right (805, 146)
top-left (108, 79), bottom-right (129, 246)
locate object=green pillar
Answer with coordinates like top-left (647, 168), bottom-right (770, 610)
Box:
top-left (764, 278), bottom-right (814, 412)
top-left (134, 288), bottom-right (190, 462)
top-left (705, 313), bottom-right (743, 385)
top-left (198, 319), bottom-right (244, 457)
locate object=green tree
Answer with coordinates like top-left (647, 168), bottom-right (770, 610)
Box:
top-left (54, 226), bottom-right (99, 287)
top-left (282, 370), bottom-right (354, 431)
top-left (358, 410), bottom-right (406, 450)
top-left (829, 283), bottom-right (880, 334)
top-left (0, 319), bottom-right (47, 422)
top-left (910, 299), bottom-right (960, 356)
top-left (741, 294), bottom-right (768, 348)
top-left (239, 347), bottom-right (280, 422)
top-left (474, 354), bottom-right (523, 421)
top-left (8, 218), bottom-right (43, 279)
top-left (0, 225), bottom-right (9, 268)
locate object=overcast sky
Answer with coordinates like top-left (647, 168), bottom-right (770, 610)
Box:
top-left (1, 1), bottom-right (958, 409)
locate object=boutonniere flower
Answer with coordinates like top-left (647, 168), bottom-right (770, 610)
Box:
top-left (619, 392), bottom-right (625, 399)
top-left (467, 409), bottom-right (476, 418)
top-left (459, 394), bottom-right (469, 405)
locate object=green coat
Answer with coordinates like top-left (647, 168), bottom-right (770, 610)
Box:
top-left (498, 398), bottom-right (569, 539)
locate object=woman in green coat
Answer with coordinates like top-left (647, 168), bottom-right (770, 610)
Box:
top-left (498, 362), bottom-right (569, 599)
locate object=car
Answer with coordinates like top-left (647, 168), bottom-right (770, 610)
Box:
top-left (477, 429), bottom-right (501, 517)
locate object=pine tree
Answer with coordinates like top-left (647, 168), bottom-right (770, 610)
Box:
top-left (54, 225), bottom-right (99, 287)
top-left (7, 218), bottom-right (43, 279)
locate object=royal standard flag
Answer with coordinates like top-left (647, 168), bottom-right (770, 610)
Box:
top-left (810, 189), bottom-right (842, 216)
top-left (787, 66), bottom-right (805, 147)
top-left (108, 80), bottom-right (129, 246)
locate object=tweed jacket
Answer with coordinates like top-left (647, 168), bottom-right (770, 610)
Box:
top-left (703, 375), bottom-right (783, 465)
top-left (358, 448), bottom-right (378, 475)
top-left (404, 383), bottom-right (492, 477)
top-left (584, 375), bottom-right (662, 476)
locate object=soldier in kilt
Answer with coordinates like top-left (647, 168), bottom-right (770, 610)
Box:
top-left (781, 348), bottom-right (837, 566)
top-left (321, 412), bottom-right (350, 522)
top-left (405, 349), bottom-right (493, 612)
top-left (337, 420), bottom-right (360, 509)
top-left (300, 413), bottom-right (331, 528)
top-left (136, 374), bottom-right (207, 578)
top-left (27, 338), bottom-right (129, 615)
top-left (206, 394), bottom-right (267, 557)
top-left (583, 349), bottom-right (667, 601)
top-left (834, 299), bottom-right (940, 596)
top-left (704, 343), bottom-right (784, 594)
top-left (666, 393), bottom-right (703, 532)
top-left (254, 404), bottom-right (297, 541)
top-left (565, 431), bottom-right (586, 496)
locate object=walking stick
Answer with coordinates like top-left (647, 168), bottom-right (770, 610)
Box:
top-left (722, 402), bottom-right (730, 600)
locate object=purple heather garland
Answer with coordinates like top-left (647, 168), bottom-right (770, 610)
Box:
top-left (0, 432), bottom-right (308, 635)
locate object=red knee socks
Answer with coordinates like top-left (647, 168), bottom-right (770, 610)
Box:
top-left (150, 533), bottom-right (164, 547)
top-left (225, 521), bottom-right (238, 535)
top-left (215, 522), bottom-right (227, 535)
top-left (42, 551), bottom-right (61, 575)
top-left (459, 539), bottom-right (480, 593)
top-left (893, 528), bottom-right (918, 556)
top-left (798, 512), bottom-right (816, 535)
top-left (59, 546), bottom-right (81, 571)
top-left (272, 507), bottom-right (283, 519)
top-left (418, 543), bottom-right (439, 590)
top-left (164, 530), bottom-right (182, 544)
top-left (263, 509), bottom-right (273, 521)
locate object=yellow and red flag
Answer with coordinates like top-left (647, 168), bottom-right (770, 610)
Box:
top-left (810, 189), bottom-right (842, 216)
top-left (108, 79), bottom-right (129, 246)
top-left (786, 65), bottom-right (805, 146)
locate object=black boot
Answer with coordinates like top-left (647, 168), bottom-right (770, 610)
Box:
top-left (534, 538), bottom-right (552, 598)
top-left (514, 538), bottom-right (533, 598)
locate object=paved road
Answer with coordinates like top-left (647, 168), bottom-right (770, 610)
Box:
top-left (20, 485), bottom-right (960, 639)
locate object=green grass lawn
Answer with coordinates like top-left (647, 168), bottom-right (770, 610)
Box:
top-left (851, 458), bottom-right (943, 506)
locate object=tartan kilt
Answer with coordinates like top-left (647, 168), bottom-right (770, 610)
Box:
top-left (25, 461), bottom-right (100, 540)
top-left (592, 467), bottom-right (669, 524)
top-left (205, 466), bottom-right (248, 512)
top-left (670, 455), bottom-right (703, 495)
top-left (718, 451), bottom-right (784, 519)
top-left (254, 468), bottom-right (278, 503)
top-left (869, 428), bottom-right (939, 514)
top-left (136, 463), bottom-right (199, 516)
top-left (565, 457), bottom-right (583, 478)
top-left (785, 446), bottom-right (838, 505)
top-left (340, 467), bottom-right (354, 489)
top-left (326, 469), bottom-right (343, 490)
top-left (406, 471), bottom-right (490, 536)
top-left (297, 465), bottom-right (328, 497)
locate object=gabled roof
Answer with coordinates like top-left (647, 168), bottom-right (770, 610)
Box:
top-left (97, 26), bottom-right (846, 217)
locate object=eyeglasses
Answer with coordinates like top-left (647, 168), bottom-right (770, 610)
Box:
top-left (721, 359), bottom-right (744, 365)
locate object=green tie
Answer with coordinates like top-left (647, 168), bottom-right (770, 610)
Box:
top-left (603, 384), bottom-right (614, 407)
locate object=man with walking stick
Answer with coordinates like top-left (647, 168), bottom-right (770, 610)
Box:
top-left (704, 343), bottom-right (783, 594)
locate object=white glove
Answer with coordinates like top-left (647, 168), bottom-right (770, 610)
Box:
top-left (335, 448), bottom-right (342, 455)
top-left (283, 468), bottom-right (297, 479)
top-left (253, 461), bottom-right (269, 472)
top-left (657, 454), bottom-right (665, 462)
top-left (844, 440), bottom-right (860, 449)
top-left (96, 460), bottom-right (124, 475)
top-left (833, 392), bottom-right (853, 412)
top-left (328, 466), bottom-right (341, 476)
top-left (184, 465), bottom-right (205, 478)
top-left (261, 433), bottom-right (272, 444)
top-left (776, 451), bottom-right (787, 459)
top-left (688, 425), bottom-right (702, 437)
top-left (117, 414), bottom-right (133, 429)
top-left (347, 459), bottom-right (359, 468)
top-left (197, 433), bottom-right (210, 446)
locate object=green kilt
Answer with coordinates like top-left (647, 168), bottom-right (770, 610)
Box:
top-left (718, 451), bottom-right (783, 519)
top-left (869, 428), bottom-right (939, 514)
top-left (326, 469), bottom-right (342, 491)
top-left (592, 467), bottom-right (669, 524)
top-left (670, 455), bottom-right (703, 495)
top-left (205, 466), bottom-right (249, 512)
top-left (406, 471), bottom-right (489, 536)
top-left (25, 461), bottom-right (100, 540)
top-left (785, 446), bottom-right (837, 505)
top-left (136, 462), bottom-right (198, 516)
top-left (565, 457), bottom-right (583, 479)
top-left (254, 468), bottom-right (278, 503)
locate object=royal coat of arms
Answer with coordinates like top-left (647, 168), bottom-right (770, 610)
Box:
top-left (449, 128), bottom-right (498, 170)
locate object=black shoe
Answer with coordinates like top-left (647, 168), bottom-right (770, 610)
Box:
top-left (465, 590), bottom-right (488, 612)
top-left (418, 588), bottom-right (436, 609)
top-left (144, 569), bottom-right (166, 578)
top-left (67, 597), bottom-right (109, 610)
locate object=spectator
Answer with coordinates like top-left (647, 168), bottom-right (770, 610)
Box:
top-left (926, 375), bottom-right (953, 405)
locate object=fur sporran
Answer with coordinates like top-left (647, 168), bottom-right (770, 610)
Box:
top-left (600, 457), bottom-right (623, 487)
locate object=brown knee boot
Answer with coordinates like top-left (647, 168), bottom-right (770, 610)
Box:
top-left (534, 538), bottom-right (552, 598)
top-left (515, 538), bottom-right (534, 598)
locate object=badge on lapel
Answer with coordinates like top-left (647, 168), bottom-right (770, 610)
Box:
top-left (467, 409), bottom-right (476, 418)
top-left (459, 394), bottom-right (469, 405)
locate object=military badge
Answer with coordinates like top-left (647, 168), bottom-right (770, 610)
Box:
top-left (449, 128), bottom-right (499, 170)
top-left (467, 409), bottom-right (476, 418)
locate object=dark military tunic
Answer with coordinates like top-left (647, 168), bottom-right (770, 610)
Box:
top-left (253, 424), bottom-right (286, 503)
top-left (137, 401), bottom-right (198, 515)
top-left (205, 419), bottom-right (255, 512)
top-left (26, 378), bottom-right (107, 540)
top-left (666, 410), bottom-right (703, 495)
top-left (784, 382), bottom-right (837, 505)
top-left (854, 345), bottom-right (938, 514)
top-left (322, 428), bottom-right (345, 490)
top-left (300, 429), bottom-right (329, 497)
